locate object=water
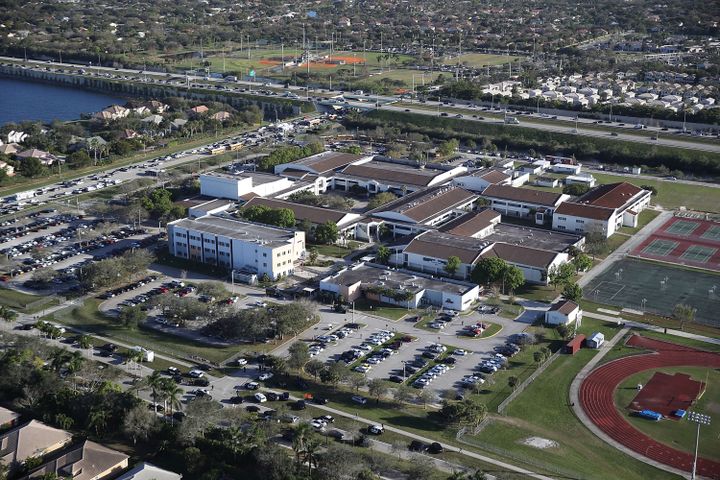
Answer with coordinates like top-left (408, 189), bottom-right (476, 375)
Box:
top-left (0, 77), bottom-right (125, 125)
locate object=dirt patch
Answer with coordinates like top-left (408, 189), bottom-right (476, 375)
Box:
top-left (259, 59), bottom-right (281, 66)
top-left (521, 436), bottom-right (559, 449)
top-left (329, 55), bottom-right (365, 64)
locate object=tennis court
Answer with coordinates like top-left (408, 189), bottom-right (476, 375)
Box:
top-left (632, 215), bottom-right (720, 272)
top-left (702, 225), bottom-right (720, 242)
top-left (681, 245), bottom-right (718, 264)
top-left (642, 239), bottom-right (679, 257)
top-left (584, 258), bottom-right (720, 327)
top-left (665, 220), bottom-right (699, 236)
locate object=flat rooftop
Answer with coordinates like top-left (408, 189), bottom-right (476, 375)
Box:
top-left (204, 171), bottom-right (283, 185)
top-left (169, 215), bottom-right (296, 247)
top-left (484, 224), bottom-right (582, 252)
top-left (324, 263), bottom-right (475, 296)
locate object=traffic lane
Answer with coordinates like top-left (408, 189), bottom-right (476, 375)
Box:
top-left (381, 104), bottom-right (720, 154)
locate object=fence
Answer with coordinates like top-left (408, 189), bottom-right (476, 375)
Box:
top-left (496, 351), bottom-right (560, 414)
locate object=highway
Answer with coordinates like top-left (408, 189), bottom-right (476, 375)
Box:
top-left (8, 55), bottom-right (717, 155)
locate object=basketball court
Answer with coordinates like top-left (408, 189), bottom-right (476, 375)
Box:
top-left (631, 214), bottom-right (720, 272)
top-left (628, 372), bottom-right (705, 419)
top-left (584, 258), bottom-right (720, 327)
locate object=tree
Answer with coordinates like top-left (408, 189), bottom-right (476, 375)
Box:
top-left (19, 157), bottom-right (44, 177)
top-left (0, 306), bottom-right (18, 323)
top-left (367, 192), bottom-right (397, 210)
top-left (438, 398), bottom-right (487, 428)
top-left (122, 403), bottom-right (160, 445)
top-left (288, 342), bottom-right (310, 370)
top-left (548, 262), bottom-right (576, 290)
top-left (673, 303), bottom-right (696, 331)
top-left (118, 305), bottom-right (146, 329)
top-left (348, 372), bottom-right (367, 392)
top-left (305, 360), bottom-right (324, 380)
top-left (508, 376), bottom-right (519, 391)
top-left (445, 256), bottom-right (461, 277)
top-left (471, 257), bottom-right (507, 285)
top-left (367, 378), bottom-right (388, 403)
top-left (67, 150), bottom-right (92, 168)
top-left (393, 384), bottom-right (414, 404)
top-left (320, 362), bottom-right (346, 386)
top-left (562, 183), bottom-right (590, 196)
top-left (438, 138), bottom-right (459, 156)
top-left (313, 221), bottom-right (339, 245)
top-left (585, 232), bottom-right (609, 257)
top-left (571, 253), bottom-right (593, 272)
top-left (502, 265), bottom-right (525, 293)
top-left (292, 423), bottom-right (322, 476)
top-left (307, 248), bottom-right (319, 265)
top-left (562, 283), bottom-right (583, 302)
top-left (376, 245), bottom-right (391, 265)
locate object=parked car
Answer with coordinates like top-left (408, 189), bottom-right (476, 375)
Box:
top-left (368, 424), bottom-right (384, 435)
top-left (351, 395), bottom-right (368, 405)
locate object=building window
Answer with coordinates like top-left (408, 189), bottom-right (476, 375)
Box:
top-left (558, 216), bottom-right (566, 221)
top-left (575, 219), bottom-right (585, 224)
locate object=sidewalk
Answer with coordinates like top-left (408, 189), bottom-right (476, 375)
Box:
top-left (584, 311), bottom-right (720, 346)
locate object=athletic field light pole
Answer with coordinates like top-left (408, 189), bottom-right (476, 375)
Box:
top-left (688, 411), bottom-right (711, 480)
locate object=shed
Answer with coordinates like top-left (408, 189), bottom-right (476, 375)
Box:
top-left (587, 332), bottom-right (605, 349)
top-left (564, 334), bottom-right (586, 355)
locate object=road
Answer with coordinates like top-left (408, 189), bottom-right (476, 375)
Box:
top-left (373, 103), bottom-right (720, 154)
top-left (3, 55), bottom-right (717, 155)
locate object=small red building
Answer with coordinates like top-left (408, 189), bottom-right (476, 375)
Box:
top-left (564, 334), bottom-right (586, 355)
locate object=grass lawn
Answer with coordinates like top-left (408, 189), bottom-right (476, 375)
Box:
top-left (599, 233), bottom-right (630, 258)
top-left (618, 209), bottom-right (661, 234)
top-left (580, 298), bottom-right (720, 340)
top-left (463, 320), bottom-right (678, 480)
top-left (444, 53), bottom-right (518, 67)
top-left (351, 297), bottom-right (414, 321)
top-left (45, 298), bottom-right (259, 365)
top-left (365, 69), bottom-right (443, 86)
top-left (514, 283), bottom-right (557, 303)
top-left (474, 322), bottom-right (503, 339)
top-left (496, 301), bottom-right (524, 320)
top-left (591, 173), bottom-right (720, 213)
top-left (310, 243), bottom-right (353, 258)
top-left (615, 366), bottom-right (720, 461)
top-left (0, 286), bottom-right (60, 313)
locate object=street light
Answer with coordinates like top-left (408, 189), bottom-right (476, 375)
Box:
top-left (688, 411), bottom-right (711, 480)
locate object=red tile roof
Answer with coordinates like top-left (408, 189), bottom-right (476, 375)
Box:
top-left (555, 202), bottom-right (615, 221)
top-left (577, 182), bottom-right (645, 209)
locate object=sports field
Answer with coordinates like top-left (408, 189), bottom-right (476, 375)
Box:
top-left (632, 213), bottom-right (720, 272)
top-left (442, 53), bottom-right (517, 67)
top-left (583, 258), bottom-right (720, 327)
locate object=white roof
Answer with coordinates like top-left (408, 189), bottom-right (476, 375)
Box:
top-left (115, 462), bottom-right (182, 480)
top-left (588, 332), bottom-right (605, 342)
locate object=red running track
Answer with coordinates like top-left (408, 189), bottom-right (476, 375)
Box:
top-left (580, 335), bottom-right (720, 479)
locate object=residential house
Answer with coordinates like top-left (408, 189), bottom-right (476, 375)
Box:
top-left (0, 407), bottom-right (20, 430)
top-left (545, 299), bottom-right (582, 325)
top-left (120, 129), bottom-right (140, 140)
top-left (189, 105), bottom-right (209, 116)
top-left (141, 114), bottom-right (164, 126)
top-left (211, 111), bottom-right (232, 121)
top-left (146, 100), bottom-right (170, 113)
top-left (16, 149), bottom-right (59, 166)
top-left (114, 462), bottom-right (182, 480)
top-left (22, 440), bottom-right (129, 480)
top-left (94, 105), bottom-right (129, 121)
top-left (0, 143), bottom-right (20, 155)
top-left (0, 420), bottom-right (72, 469)
top-left (0, 161), bottom-right (15, 177)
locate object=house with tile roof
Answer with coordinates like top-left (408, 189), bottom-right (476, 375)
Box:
top-left (0, 420), bottom-right (72, 470)
top-left (22, 440), bottom-right (129, 480)
top-left (552, 182), bottom-right (651, 237)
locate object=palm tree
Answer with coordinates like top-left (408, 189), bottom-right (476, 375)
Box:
top-left (292, 423), bottom-right (321, 476)
top-left (146, 371), bottom-right (163, 413)
top-left (49, 350), bottom-right (69, 372)
top-left (163, 381), bottom-right (183, 420)
top-left (88, 408), bottom-right (109, 437)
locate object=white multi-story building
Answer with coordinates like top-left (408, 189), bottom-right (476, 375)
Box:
top-left (167, 216), bottom-right (305, 280)
top-left (552, 182), bottom-right (652, 237)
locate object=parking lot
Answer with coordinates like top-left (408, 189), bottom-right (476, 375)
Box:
top-left (272, 304), bottom-right (528, 398)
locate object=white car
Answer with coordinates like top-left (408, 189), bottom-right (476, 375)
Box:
top-left (368, 424), bottom-right (384, 435)
top-left (254, 393), bottom-right (267, 403)
top-left (311, 419), bottom-right (327, 430)
top-left (244, 381), bottom-right (260, 390)
top-left (453, 349), bottom-right (468, 356)
top-left (188, 369), bottom-right (205, 378)
top-left (258, 372), bottom-right (274, 381)
top-left (236, 358), bottom-right (248, 366)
